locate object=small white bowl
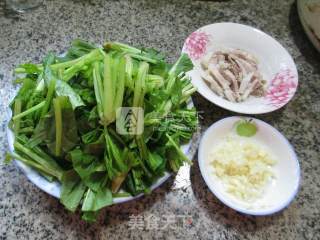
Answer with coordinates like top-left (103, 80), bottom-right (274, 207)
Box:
top-left (198, 116), bottom-right (300, 215)
top-left (182, 22), bottom-right (298, 114)
top-left (298, 0), bottom-right (320, 53)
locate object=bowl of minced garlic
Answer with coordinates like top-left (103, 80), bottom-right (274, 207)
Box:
top-left (210, 135), bottom-right (277, 202)
top-left (198, 117), bottom-right (300, 215)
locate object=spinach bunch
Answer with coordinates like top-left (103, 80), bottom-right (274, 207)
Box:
top-left (7, 40), bottom-right (197, 222)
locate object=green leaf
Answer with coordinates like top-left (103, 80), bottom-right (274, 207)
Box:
top-left (111, 172), bottom-right (128, 193)
top-left (236, 120), bottom-right (257, 137)
top-left (81, 187), bottom-right (112, 212)
top-left (42, 52), bottom-right (85, 110)
top-left (83, 132), bottom-right (105, 156)
top-left (169, 76), bottom-right (183, 106)
top-left (13, 141), bottom-right (64, 180)
top-left (104, 42), bottom-right (162, 64)
top-left (165, 133), bottom-right (192, 169)
top-left (168, 53), bottom-right (193, 77)
top-left (62, 49), bottom-right (103, 81)
top-left (105, 131), bottom-right (128, 173)
top-left (166, 54), bottom-right (193, 94)
top-left (42, 52), bottom-right (56, 75)
top-left (146, 74), bottom-right (164, 92)
top-left (140, 48), bottom-right (166, 63)
top-left (55, 80), bottom-right (85, 110)
top-left (27, 114), bottom-right (51, 148)
top-left (10, 78), bottom-right (36, 109)
top-left (124, 168), bottom-right (148, 196)
top-left (29, 97), bottom-right (79, 156)
top-left (81, 129), bottom-right (101, 144)
top-left (74, 88), bottom-right (95, 105)
top-left (83, 172), bottom-right (107, 192)
top-left (66, 39), bottom-right (97, 59)
top-left (16, 135), bottom-right (64, 174)
top-left (68, 148), bottom-right (106, 191)
top-left (69, 149), bottom-right (102, 179)
top-left (17, 63), bottom-right (41, 75)
top-left (131, 168), bottom-right (148, 193)
top-left (60, 170), bottom-right (87, 212)
top-left (147, 151), bottom-right (164, 172)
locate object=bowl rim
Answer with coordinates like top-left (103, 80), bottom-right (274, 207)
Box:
top-left (198, 116), bottom-right (301, 215)
top-left (183, 22), bottom-right (299, 114)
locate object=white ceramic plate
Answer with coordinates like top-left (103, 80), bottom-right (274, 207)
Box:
top-left (7, 101), bottom-right (197, 204)
top-left (198, 116), bottom-right (300, 215)
top-left (182, 22), bottom-right (298, 114)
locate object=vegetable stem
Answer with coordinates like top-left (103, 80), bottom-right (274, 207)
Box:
top-left (12, 101), bottom-right (45, 121)
top-left (14, 49), bottom-right (103, 76)
top-left (8, 152), bottom-right (59, 179)
top-left (93, 62), bottom-right (104, 119)
top-left (13, 99), bottom-right (22, 134)
top-left (13, 142), bottom-right (63, 180)
top-left (133, 62), bottom-right (149, 108)
top-left (166, 133), bottom-right (192, 165)
top-left (114, 57), bottom-right (126, 111)
top-left (41, 78), bottom-right (56, 117)
top-left (103, 54), bottom-right (114, 125)
top-left (125, 55), bottom-right (133, 90)
top-left (128, 54), bottom-right (157, 64)
top-left (53, 98), bottom-right (62, 157)
top-left (104, 42), bottom-right (141, 55)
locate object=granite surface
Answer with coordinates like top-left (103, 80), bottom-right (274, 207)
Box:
top-left (0, 0), bottom-right (320, 239)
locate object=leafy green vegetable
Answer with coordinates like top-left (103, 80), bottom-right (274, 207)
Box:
top-left (8, 40), bottom-right (197, 222)
top-left (60, 170), bottom-right (87, 212)
top-left (15, 63), bottom-right (41, 75)
top-left (12, 101), bottom-right (45, 121)
top-left (13, 99), bottom-right (22, 135)
top-left (55, 80), bottom-right (85, 109)
top-left (81, 187), bottom-right (112, 212)
top-left (13, 141), bottom-right (64, 180)
top-left (42, 52), bottom-right (85, 110)
top-left (49, 97), bottom-right (79, 156)
top-left (65, 39), bottom-right (97, 59)
top-left (69, 149), bottom-right (103, 180)
top-left (102, 54), bottom-right (115, 125)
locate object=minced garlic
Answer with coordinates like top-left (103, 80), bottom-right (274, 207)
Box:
top-left (210, 135), bottom-right (276, 202)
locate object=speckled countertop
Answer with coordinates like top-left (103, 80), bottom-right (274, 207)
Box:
top-left (0, 0), bottom-right (320, 239)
